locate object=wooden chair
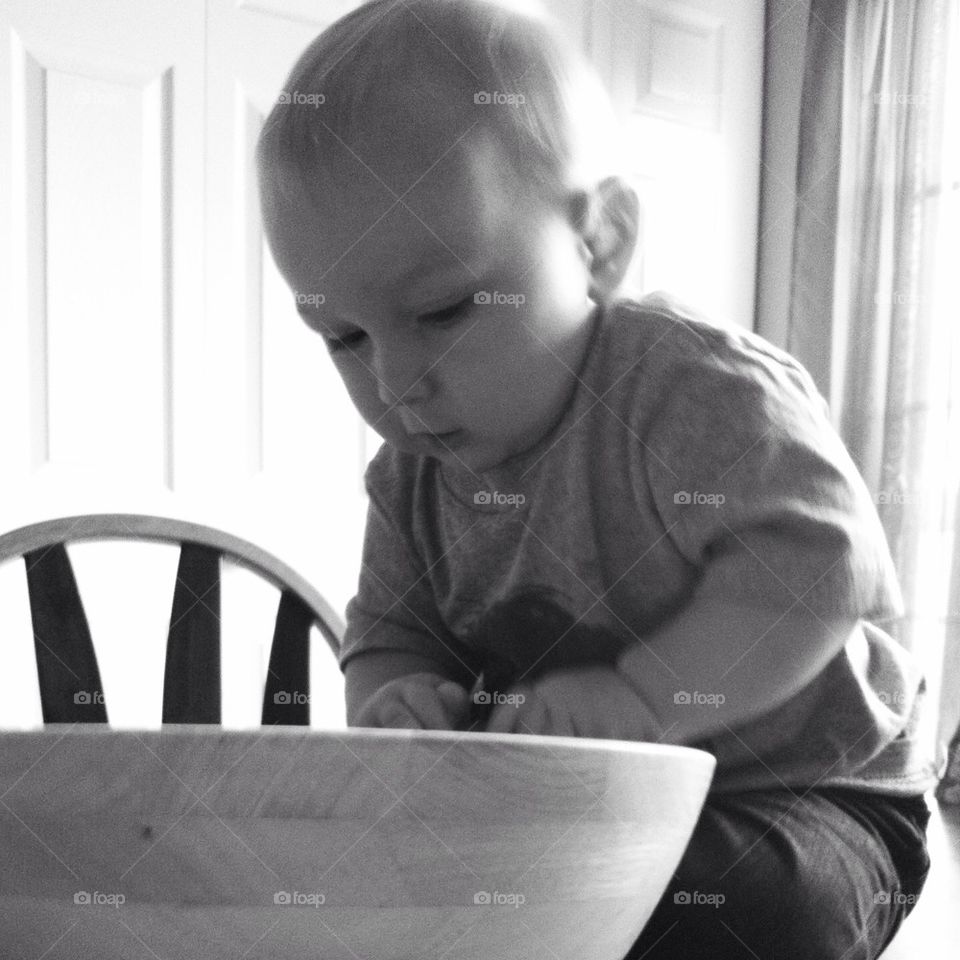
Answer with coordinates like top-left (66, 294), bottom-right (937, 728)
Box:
top-left (0, 517), bottom-right (718, 960)
top-left (0, 514), bottom-right (344, 726)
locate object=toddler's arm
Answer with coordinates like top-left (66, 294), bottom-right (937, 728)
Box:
top-left (615, 597), bottom-right (858, 743)
top-left (340, 455), bottom-right (482, 731)
top-left (486, 600), bottom-right (858, 741)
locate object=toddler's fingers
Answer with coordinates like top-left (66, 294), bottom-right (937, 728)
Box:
top-left (487, 686), bottom-right (538, 734)
top-left (396, 677), bottom-right (470, 729)
top-left (543, 700), bottom-right (576, 738)
top-left (513, 696), bottom-right (550, 735)
top-left (402, 685), bottom-right (457, 729)
top-left (529, 678), bottom-right (567, 735)
top-left (435, 681), bottom-right (470, 723)
top-left (486, 698), bottom-right (519, 733)
top-left (378, 702), bottom-right (423, 729)
top-left (351, 699), bottom-right (386, 728)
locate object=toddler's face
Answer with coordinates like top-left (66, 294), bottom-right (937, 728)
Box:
top-left (262, 104), bottom-right (598, 474)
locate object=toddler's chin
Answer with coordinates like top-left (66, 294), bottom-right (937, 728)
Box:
top-left (381, 429), bottom-right (525, 474)
top-left (437, 442), bottom-right (524, 476)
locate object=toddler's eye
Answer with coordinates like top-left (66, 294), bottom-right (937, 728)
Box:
top-left (325, 330), bottom-right (367, 353)
top-left (419, 295), bottom-right (474, 327)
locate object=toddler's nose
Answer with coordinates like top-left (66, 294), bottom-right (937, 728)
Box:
top-left (373, 341), bottom-right (432, 407)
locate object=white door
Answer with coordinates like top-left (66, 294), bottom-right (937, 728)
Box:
top-left (589, 0), bottom-right (765, 327)
top-left (0, 0), bottom-right (359, 729)
top-left (0, 0), bottom-right (215, 729)
top-left (0, 0), bottom-right (206, 515)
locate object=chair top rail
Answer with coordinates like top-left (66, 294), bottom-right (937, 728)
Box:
top-left (0, 514), bottom-right (344, 656)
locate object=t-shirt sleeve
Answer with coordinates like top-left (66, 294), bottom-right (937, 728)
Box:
top-left (640, 335), bottom-right (903, 623)
top-left (339, 463), bottom-right (479, 684)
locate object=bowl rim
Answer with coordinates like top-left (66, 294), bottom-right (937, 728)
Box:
top-left (0, 724), bottom-right (716, 767)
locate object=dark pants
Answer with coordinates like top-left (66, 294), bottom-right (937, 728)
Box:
top-left (623, 787), bottom-right (931, 960)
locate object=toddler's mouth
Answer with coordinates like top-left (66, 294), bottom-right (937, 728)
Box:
top-left (408, 428), bottom-right (468, 451)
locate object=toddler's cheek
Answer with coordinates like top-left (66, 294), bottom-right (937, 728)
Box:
top-left (356, 404), bottom-right (395, 441)
top-left (342, 382), bottom-right (396, 439)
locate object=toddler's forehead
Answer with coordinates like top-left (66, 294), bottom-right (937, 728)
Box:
top-left (343, 77), bottom-right (491, 192)
top-left (290, 111), bottom-right (525, 226)
top-left (265, 123), bottom-right (529, 293)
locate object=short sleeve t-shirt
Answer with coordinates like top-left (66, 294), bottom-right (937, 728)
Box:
top-left (340, 292), bottom-right (940, 796)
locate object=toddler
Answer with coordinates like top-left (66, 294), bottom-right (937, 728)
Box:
top-left (256, 1), bottom-right (937, 957)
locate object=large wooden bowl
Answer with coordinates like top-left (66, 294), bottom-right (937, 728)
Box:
top-left (0, 727), bottom-right (714, 959)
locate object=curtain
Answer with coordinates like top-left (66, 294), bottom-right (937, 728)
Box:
top-left (786, 0), bottom-right (960, 800)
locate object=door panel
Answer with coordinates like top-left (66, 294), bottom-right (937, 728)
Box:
top-left (590, 0), bottom-right (764, 327)
top-left (0, 0), bottom-right (206, 509)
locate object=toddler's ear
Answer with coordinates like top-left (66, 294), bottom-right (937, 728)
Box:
top-left (571, 177), bottom-right (640, 303)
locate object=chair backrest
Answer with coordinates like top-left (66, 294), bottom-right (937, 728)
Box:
top-left (0, 514), bottom-right (344, 726)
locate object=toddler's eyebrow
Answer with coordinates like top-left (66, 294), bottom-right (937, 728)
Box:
top-left (291, 248), bottom-right (484, 327)
top-left (294, 300), bottom-right (339, 336)
top-left (398, 251), bottom-right (485, 306)
top-left (295, 301), bottom-right (322, 318)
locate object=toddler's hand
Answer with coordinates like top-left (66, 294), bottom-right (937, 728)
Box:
top-left (485, 666), bottom-right (662, 740)
top-left (352, 672), bottom-right (471, 730)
